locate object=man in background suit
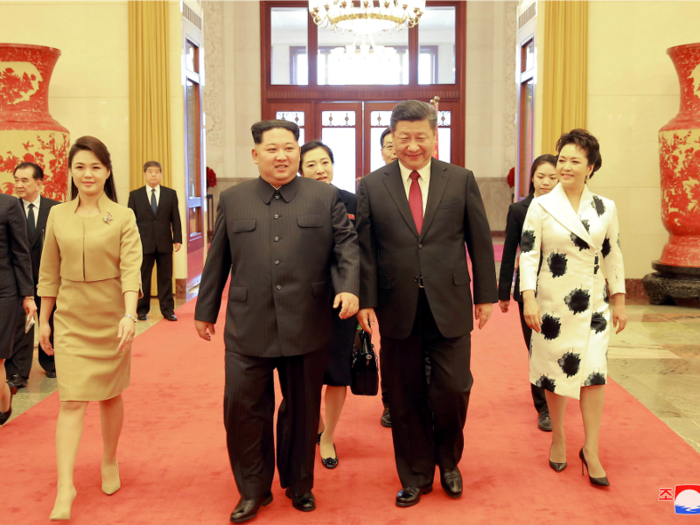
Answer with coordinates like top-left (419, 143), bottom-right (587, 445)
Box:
top-left (194, 119), bottom-right (359, 523)
top-left (128, 161), bottom-right (182, 322)
top-left (0, 192), bottom-right (36, 424)
top-left (357, 101), bottom-right (498, 507)
top-left (5, 162), bottom-right (59, 388)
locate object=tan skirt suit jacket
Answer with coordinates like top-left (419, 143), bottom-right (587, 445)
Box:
top-left (38, 194), bottom-right (143, 401)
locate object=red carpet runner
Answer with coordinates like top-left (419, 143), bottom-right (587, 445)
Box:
top-left (1, 296), bottom-right (698, 524)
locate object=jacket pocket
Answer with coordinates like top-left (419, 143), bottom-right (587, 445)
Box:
top-left (232, 220), bottom-right (256, 232)
top-left (228, 286), bottom-right (248, 302)
top-left (311, 280), bottom-right (329, 298)
top-left (378, 275), bottom-right (392, 290)
top-left (439, 199), bottom-right (462, 209)
top-left (297, 215), bottom-right (323, 228)
top-left (453, 270), bottom-right (471, 286)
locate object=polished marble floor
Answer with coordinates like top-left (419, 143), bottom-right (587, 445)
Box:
top-left (4, 284), bottom-right (700, 455)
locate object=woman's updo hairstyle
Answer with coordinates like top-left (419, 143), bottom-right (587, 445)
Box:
top-left (555, 129), bottom-right (602, 178)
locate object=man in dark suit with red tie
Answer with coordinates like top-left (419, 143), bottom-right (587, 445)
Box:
top-left (128, 161), bottom-right (183, 322)
top-left (5, 162), bottom-right (59, 388)
top-left (356, 100), bottom-right (498, 507)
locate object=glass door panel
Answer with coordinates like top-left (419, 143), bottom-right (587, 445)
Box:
top-left (317, 104), bottom-right (362, 193)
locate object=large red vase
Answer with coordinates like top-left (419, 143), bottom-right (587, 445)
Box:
top-left (0, 44), bottom-right (69, 200)
top-left (658, 43), bottom-right (700, 268)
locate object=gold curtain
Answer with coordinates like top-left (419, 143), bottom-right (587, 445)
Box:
top-left (542, 0), bottom-right (588, 153)
top-left (128, 1), bottom-right (172, 190)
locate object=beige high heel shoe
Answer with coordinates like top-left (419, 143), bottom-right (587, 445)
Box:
top-left (50, 486), bottom-right (77, 521)
top-left (102, 461), bottom-right (121, 495)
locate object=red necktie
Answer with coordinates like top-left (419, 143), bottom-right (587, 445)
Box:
top-left (409, 171), bottom-right (423, 234)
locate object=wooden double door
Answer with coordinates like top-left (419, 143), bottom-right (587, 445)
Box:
top-left (264, 100), bottom-right (459, 193)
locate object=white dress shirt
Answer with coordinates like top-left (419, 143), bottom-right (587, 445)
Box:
top-left (146, 184), bottom-right (161, 206)
top-left (22, 194), bottom-right (42, 218)
top-left (398, 160), bottom-right (431, 213)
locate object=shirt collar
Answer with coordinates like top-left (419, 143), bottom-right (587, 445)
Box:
top-left (398, 160), bottom-right (431, 184)
top-left (146, 184), bottom-right (160, 193)
top-left (22, 194), bottom-right (41, 209)
top-left (256, 176), bottom-right (300, 204)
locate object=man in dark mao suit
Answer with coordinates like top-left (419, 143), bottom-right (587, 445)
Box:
top-left (356, 101), bottom-right (498, 507)
top-left (5, 162), bottom-right (59, 387)
top-left (194, 120), bottom-right (359, 523)
top-left (128, 161), bottom-right (182, 321)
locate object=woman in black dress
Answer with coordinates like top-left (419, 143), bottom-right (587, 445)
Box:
top-left (299, 140), bottom-right (356, 470)
top-left (497, 154), bottom-right (558, 431)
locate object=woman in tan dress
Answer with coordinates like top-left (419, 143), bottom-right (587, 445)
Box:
top-left (38, 136), bottom-right (143, 520)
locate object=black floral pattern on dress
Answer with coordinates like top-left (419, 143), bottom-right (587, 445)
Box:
top-left (571, 232), bottom-right (589, 251)
top-left (603, 285), bottom-right (609, 304)
top-left (564, 287), bottom-right (590, 314)
top-left (602, 237), bottom-right (612, 258)
top-left (541, 314), bottom-right (562, 340)
top-left (521, 230), bottom-right (536, 252)
top-left (584, 371), bottom-right (606, 386)
top-left (592, 195), bottom-right (606, 216)
top-left (557, 351), bottom-right (581, 377)
top-left (591, 312), bottom-right (607, 333)
top-left (547, 252), bottom-right (568, 278)
top-left (536, 375), bottom-right (556, 393)
top-left (617, 234), bottom-right (621, 249)
top-left (581, 219), bottom-right (591, 232)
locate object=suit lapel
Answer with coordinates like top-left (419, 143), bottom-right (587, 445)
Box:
top-left (33, 199), bottom-right (51, 248)
top-left (382, 163), bottom-right (419, 238)
top-left (538, 183), bottom-right (593, 248)
top-left (143, 186), bottom-right (157, 218)
top-left (419, 161), bottom-right (449, 241)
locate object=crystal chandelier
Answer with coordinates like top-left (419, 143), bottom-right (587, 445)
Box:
top-left (309, 0), bottom-right (426, 36)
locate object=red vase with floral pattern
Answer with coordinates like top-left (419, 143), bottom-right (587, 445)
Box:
top-left (0, 44), bottom-right (69, 200)
top-left (658, 43), bottom-right (700, 268)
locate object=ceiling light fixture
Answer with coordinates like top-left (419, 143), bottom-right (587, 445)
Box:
top-left (309, 0), bottom-right (426, 36)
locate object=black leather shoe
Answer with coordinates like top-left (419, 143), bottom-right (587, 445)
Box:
top-left (0, 383), bottom-right (18, 426)
top-left (285, 488), bottom-right (315, 512)
top-left (321, 444), bottom-right (338, 469)
top-left (45, 370), bottom-right (57, 379)
top-left (538, 411), bottom-right (552, 432)
top-left (381, 407), bottom-right (391, 428)
top-left (7, 375), bottom-right (27, 388)
top-left (440, 468), bottom-right (463, 498)
top-left (580, 448), bottom-right (610, 487)
top-left (137, 314), bottom-right (148, 321)
top-left (165, 314), bottom-right (178, 321)
top-left (395, 485), bottom-right (432, 507)
top-left (549, 445), bottom-right (567, 472)
top-left (230, 492), bottom-right (273, 523)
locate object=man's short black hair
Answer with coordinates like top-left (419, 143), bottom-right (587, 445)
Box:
top-left (143, 161), bottom-right (162, 172)
top-left (380, 127), bottom-right (392, 148)
top-left (251, 119), bottom-right (300, 144)
top-left (13, 162), bottom-right (44, 181)
top-left (390, 100), bottom-right (437, 132)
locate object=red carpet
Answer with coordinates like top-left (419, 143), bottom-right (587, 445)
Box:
top-left (2, 296), bottom-right (699, 524)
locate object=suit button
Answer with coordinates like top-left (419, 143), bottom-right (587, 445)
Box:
top-left (274, 236), bottom-right (279, 242)
top-left (418, 244), bottom-right (423, 248)
top-left (275, 260), bottom-right (280, 265)
top-left (274, 214), bottom-right (280, 219)
top-left (276, 285), bottom-right (282, 290)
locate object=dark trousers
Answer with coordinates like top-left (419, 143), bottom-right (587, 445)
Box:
top-left (517, 300), bottom-right (548, 414)
top-left (381, 290), bottom-right (472, 489)
top-left (380, 348), bottom-right (389, 408)
top-left (137, 250), bottom-right (175, 316)
top-left (5, 296), bottom-right (55, 379)
top-left (223, 346), bottom-right (329, 500)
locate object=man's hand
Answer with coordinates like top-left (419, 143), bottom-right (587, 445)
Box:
top-left (23, 296), bottom-right (37, 319)
top-left (195, 320), bottom-right (216, 341)
top-left (173, 243), bottom-right (182, 252)
top-left (498, 299), bottom-right (510, 313)
top-left (357, 308), bottom-right (376, 334)
top-left (474, 303), bottom-right (493, 329)
top-left (333, 292), bottom-right (359, 319)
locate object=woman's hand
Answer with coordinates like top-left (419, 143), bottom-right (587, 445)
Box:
top-left (522, 296), bottom-right (542, 333)
top-left (39, 322), bottom-right (53, 355)
top-left (611, 293), bottom-right (627, 334)
top-left (499, 300), bottom-right (510, 313)
top-left (117, 317), bottom-right (136, 352)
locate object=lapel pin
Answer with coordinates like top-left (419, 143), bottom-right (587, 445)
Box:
top-left (103, 210), bottom-right (114, 225)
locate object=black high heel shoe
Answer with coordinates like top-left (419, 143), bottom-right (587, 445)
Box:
top-left (548, 444), bottom-right (566, 472)
top-left (579, 448), bottom-right (610, 486)
top-left (317, 431), bottom-right (323, 445)
top-left (0, 383), bottom-right (18, 426)
top-left (321, 444), bottom-right (338, 469)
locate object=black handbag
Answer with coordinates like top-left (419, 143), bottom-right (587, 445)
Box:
top-left (350, 328), bottom-right (379, 396)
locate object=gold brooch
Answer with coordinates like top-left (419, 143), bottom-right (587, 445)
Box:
top-left (103, 210), bottom-right (114, 225)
